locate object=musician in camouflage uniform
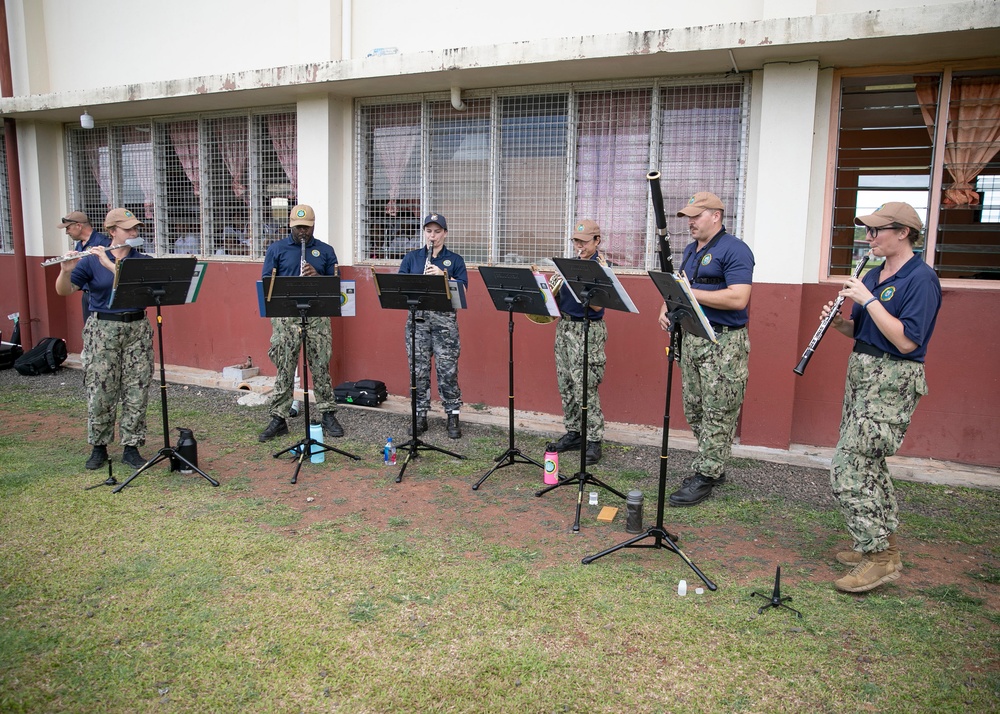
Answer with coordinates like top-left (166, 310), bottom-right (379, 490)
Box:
top-left (658, 193), bottom-right (754, 506)
top-left (547, 219), bottom-right (608, 465)
top-left (54, 208), bottom-right (153, 471)
top-left (258, 204), bottom-right (344, 442)
top-left (398, 214), bottom-right (467, 439)
top-left (56, 210), bottom-right (110, 325)
top-left (823, 202), bottom-right (941, 593)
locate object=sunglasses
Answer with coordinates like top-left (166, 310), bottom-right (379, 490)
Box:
top-left (865, 224), bottom-right (902, 239)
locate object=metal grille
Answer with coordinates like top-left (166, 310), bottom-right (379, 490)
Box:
top-left (357, 75), bottom-right (750, 270)
top-left (0, 126), bottom-right (12, 254)
top-left (656, 77), bottom-right (750, 269)
top-left (66, 107), bottom-right (295, 259)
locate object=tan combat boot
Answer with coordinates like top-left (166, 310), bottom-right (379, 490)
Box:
top-left (834, 549), bottom-right (900, 593)
top-left (836, 533), bottom-right (902, 570)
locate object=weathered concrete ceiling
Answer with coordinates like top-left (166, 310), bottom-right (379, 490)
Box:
top-left (2, 5), bottom-right (998, 123)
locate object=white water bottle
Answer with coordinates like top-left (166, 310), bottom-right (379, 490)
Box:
top-left (383, 437), bottom-right (396, 465)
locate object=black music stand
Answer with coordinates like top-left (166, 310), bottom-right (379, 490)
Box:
top-left (582, 270), bottom-right (717, 590)
top-left (262, 275), bottom-right (361, 484)
top-left (536, 257), bottom-right (637, 532)
top-left (108, 257), bottom-right (220, 493)
top-left (472, 267), bottom-right (550, 490)
top-left (372, 271), bottom-right (465, 483)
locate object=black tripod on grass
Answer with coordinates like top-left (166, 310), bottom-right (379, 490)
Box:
top-left (582, 271), bottom-right (716, 591)
top-left (264, 275), bottom-right (360, 484)
top-left (535, 257), bottom-right (637, 531)
top-left (109, 258), bottom-right (219, 493)
top-left (472, 267), bottom-right (550, 490)
top-left (372, 270), bottom-right (465, 483)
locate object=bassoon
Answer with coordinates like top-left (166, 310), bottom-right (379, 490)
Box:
top-left (793, 251), bottom-right (871, 376)
top-left (646, 171), bottom-right (674, 273)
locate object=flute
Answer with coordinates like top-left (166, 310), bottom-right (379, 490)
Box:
top-left (40, 237), bottom-right (143, 267)
top-left (793, 251), bottom-right (872, 376)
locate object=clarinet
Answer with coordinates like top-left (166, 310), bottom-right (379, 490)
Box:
top-left (793, 251), bottom-right (872, 376)
top-left (299, 236), bottom-right (307, 276)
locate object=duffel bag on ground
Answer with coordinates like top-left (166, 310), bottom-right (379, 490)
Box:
top-left (14, 337), bottom-right (68, 376)
top-left (334, 379), bottom-right (388, 407)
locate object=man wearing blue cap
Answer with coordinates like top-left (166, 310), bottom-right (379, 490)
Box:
top-left (398, 213), bottom-right (468, 438)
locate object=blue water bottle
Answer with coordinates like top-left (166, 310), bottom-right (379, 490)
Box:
top-left (383, 437), bottom-right (396, 465)
top-left (309, 422), bottom-right (325, 463)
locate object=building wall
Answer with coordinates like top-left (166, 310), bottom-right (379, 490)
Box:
top-left (1, 259), bottom-right (995, 467)
top-left (1, 1), bottom-right (998, 468)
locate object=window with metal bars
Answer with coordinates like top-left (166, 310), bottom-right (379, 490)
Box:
top-left (65, 108), bottom-right (296, 259)
top-left (0, 126), bottom-right (12, 254)
top-left (356, 75), bottom-right (750, 270)
top-left (831, 69), bottom-right (1000, 280)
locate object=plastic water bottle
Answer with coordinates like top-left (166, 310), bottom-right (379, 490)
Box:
top-left (543, 450), bottom-right (559, 484)
top-left (383, 437), bottom-right (396, 465)
top-left (309, 423), bottom-right (324, 463)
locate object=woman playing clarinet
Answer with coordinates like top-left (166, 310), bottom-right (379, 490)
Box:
top-left (823, 202), bottom-right (941, 593)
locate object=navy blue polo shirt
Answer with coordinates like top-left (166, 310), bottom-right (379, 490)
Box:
top-left (557, 252), bottom-right (606, 320)
top-left (69, 248), bottom-right (152, 313)
top-left (399, 245), bottom-right (468, 288)
top-left (679, 228), bottom-right (754, 327)
top-left (262, 235), bottom-right (338, 278)
top-left (850, 254), bottom-right (941, 362)
top-left (74, 231), bottom-right (111, 252)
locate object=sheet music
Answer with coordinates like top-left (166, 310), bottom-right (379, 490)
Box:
top-left (675, 271), bottom-right (716, 342)
top-left (532, 273), bottom-right (561, 317)
top-left (185, 262), bottom-right (208, 304)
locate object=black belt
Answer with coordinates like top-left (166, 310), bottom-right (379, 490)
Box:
top-left (853, 342), bottom-right (905, 362)
top-left (710, 322), bottom-right (746, 333)
top-left (95, 311), bottom-right (146, 323)
top-left (561, 314), bottom-right (603, 323)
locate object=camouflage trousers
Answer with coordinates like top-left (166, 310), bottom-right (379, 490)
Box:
top-left (555, 318), bottom-right (607, 442)
top-left (680, 328), bottom-right (750, 478)
top-left (268, 316), bottom-right (336, 417)
top-left (82, 316), bottom-right (154, 446)
top-left (831, 353), bottom-right (927, 553)
top-left (405, 311), bottom-right (462, 414)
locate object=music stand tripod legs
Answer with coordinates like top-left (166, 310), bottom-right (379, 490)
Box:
top-left (396, 306), bottom-right (465, 483)
top-left (113, 296), bottom-right (219, 493)
top-left (273, 310), bottom-right (360, 484)
top-left (535, 297), bottom-right (625, 532)
top-left (473, 305), bottom-right (542, 490)
top-left (581, 315), bottom-right (717, 591)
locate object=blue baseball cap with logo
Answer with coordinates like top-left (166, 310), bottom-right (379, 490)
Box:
top-left (422, 213), bottom-right (447, 231)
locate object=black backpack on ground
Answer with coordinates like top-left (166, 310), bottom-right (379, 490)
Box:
top-left (334, 379), bottom-right (388, 407)
top-left (14, 337), bottom-right (68, 376)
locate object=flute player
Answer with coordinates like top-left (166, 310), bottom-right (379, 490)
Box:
top-left (54, 208), bottom-right (154, 471)
top-left (824, 202), bottom-right (941, 594)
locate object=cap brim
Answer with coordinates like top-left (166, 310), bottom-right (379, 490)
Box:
top-left (676, 206), bottom-right (705, 217)
top-left (108, 220), bottom-right (142, 229)
top-left (854, 215), bottom-right (893, 228)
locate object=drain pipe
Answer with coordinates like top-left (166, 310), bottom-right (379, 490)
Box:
top-left (0, 0), bottom-right (32, 347)
top-left (451, 86), bottom-right (467, 111)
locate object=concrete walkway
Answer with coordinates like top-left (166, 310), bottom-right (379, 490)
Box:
top-left (66, 355), bottom-right (999, 491)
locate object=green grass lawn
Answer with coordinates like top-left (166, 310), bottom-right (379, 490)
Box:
top-left (1, 382), bottom-right (997, 713)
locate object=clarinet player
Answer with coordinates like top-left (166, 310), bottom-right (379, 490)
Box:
top-left (258, 205), bottom-right (345, 442)
top-left (824, 202), bottom-right (941, 593)
top-left (398, 213), bottom-right (468, 439)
